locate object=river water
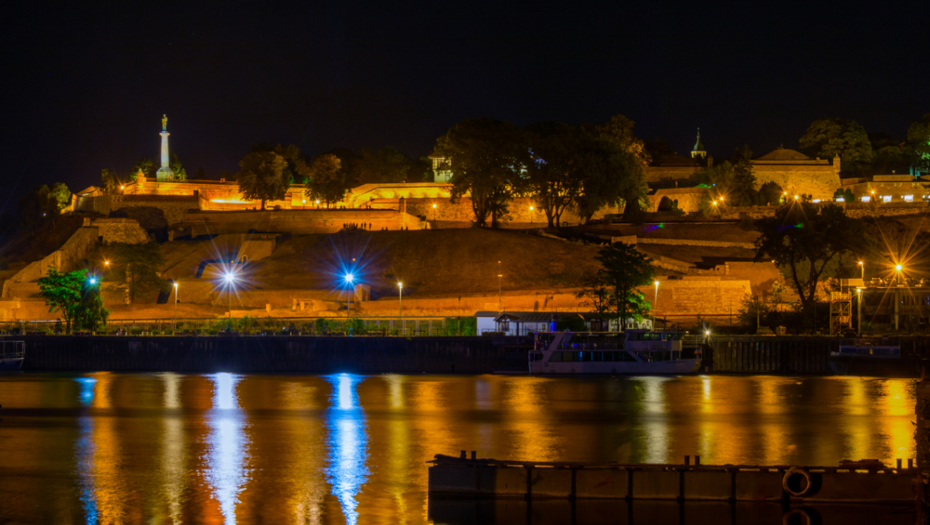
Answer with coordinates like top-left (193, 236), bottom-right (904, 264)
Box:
top-left (0, 373), bottom-right (917, 524)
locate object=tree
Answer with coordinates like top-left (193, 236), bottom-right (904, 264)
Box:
top-left (868, 132), bottom-right (908, 175)
top-left (574, 138), bottom-right (647, 224)
top-left (77, 279), bottom-right (109, 332)
top-left (132, 158), bottom-right (158, 179)
top-left (575, 272), bottom-right (613, 327)
top-left (593, 115), bottom-right (651, 166)
top-left (434, 118), bottom-right (527, 228)
top-left (235, 151), bottom-right (289, 210)
top-left (101, 169), bottom-right (118, 194)
top-left (756, 181), bottom-right (783, 205)
top-left (592, 116), bottom-right (651, 221)
top-left (907, 114), bottom-right (930, 176)
top-left (48, 182), bottom-right (71, 213)
top-left (305, 154), bottom-right (348, 206)
top-left (38, 267), bottom-right (87, 333)
top-left (690, 146), bottom-right (756, 206)
top-left (799, 119), bottom-right (873, 175)
top-left (169, 153), bottom-right (187, 181)
top-left (594, 242), bottom-right (655, 331)
top-left (352, 147), bottom-right (415, 185)
top-left (251, 143), bottom-right (311, 184)
top-left (108, 242), bottom-right (166, 304)
top-left (523, 122), bottom-right (587, 227)
top-left (737, 294), bottom-right (769, 334)
top-left (754, 202), bottom-right (869, 310)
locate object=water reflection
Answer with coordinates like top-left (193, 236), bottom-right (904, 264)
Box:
top-left (325, 373), bottom-right (369, 525)
top-left (160, 373), bottom-right (185, 524)
top-left (638, 376), bottom-right (671, 463)
top-left (207, 373), bottom-right (249, 525)
top-left (4, 374), bottom-right (916, 524)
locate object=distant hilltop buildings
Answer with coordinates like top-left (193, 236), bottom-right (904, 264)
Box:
top-left (70, 121), bottom-right (930, 227)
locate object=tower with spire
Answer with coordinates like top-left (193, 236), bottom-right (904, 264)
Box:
top-left (691, 128), bottom-right (707, 159)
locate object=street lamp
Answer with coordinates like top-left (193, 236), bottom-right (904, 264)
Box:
top-left (173, 282), bottom-right (179, 332)
top-left (895, 264), bottom-right (903, 285)
top-left (345, 273), bottom-right (355, 316)
top-left (398, 282), bottom-right (403, 335)
top-left (497, 261), bottom-right (503, 315)
top-left (89, 277), bottom-right (97, 286)
top-left (856, 288), bottom-right (863, 336)
top-left (858, 261), bottom-right (864, 282)
top-left (653, 280), bottom-right (660, 331)
top-left (224, 271), bottom-right (237, 320)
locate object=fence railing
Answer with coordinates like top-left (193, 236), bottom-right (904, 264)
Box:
top-left (1, 316), bottom-right (480, 337)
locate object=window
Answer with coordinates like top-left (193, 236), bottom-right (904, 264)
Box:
top-left (905, 195), bottom-right (914, 202)
top-left (882, 195), bottom-right (892, 203)
top-left (862, 196), bottom-right (871, 203)
top-left (836, 197), bottom-right (845, 202)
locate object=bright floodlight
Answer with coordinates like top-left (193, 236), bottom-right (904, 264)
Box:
top-left (398, 282), bottom-right (403, 289)
top-left (173, 282), bottom-right (178, 288)
top-left (896, 264), bottom-right (902, 272)
top-left (705, 330), bottom-right (710, 335)
top-left (224, 272), bottom-right (236, 284)
top-left (345, 273), bottom-right (354, 284)
top-left (89, 277), bottom-right (97, 285)
top-left (654, 280), bottom-right (660, 286)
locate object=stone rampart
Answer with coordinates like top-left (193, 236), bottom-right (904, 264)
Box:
top-left (183, 209), bottom-right (424, 236)
top-left (4, 227), bottom-right (99, 292)
top-left (94, 218), bottom-right (151, 244)
top-left (634, 236), bottom-right (756, 249)
top-left (77, 194), bottom-right (198, 224)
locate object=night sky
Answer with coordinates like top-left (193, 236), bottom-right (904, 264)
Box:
top-left (4, 1), bottom-right (928, 203)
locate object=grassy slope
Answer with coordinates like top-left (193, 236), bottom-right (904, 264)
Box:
top-left (162, 229), bottom-right (605, 298)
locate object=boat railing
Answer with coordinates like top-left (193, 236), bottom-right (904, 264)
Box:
top-left (0, 340), bottom-right (25, 359)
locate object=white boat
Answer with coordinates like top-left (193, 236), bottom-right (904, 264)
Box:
top-left (0, 340), bottom-right (24, 371)
top-left (528, 330), bottom-right (701, 375)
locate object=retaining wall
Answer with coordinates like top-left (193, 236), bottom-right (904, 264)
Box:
top-left (16, 335), bottom-right (523, 373)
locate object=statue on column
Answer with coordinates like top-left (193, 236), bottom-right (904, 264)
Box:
top-left (162, 114), bottom-right (168, 132)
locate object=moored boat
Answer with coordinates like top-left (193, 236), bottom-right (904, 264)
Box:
top-left (528, 330), bottom-right (701, 375)
top-left (0, 340), bottom-right (25, 371)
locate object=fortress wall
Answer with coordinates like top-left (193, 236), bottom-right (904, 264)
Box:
top-left (644, 165), bottom-right (699, 183)
top-left (752, 164), bottom-right (840, 200)
top-left (94, 218), bottom-right (151, 244)
top-left (402, 197), bottom-right (622, 225)
top-left (184, 209), bottom-right (423, 236)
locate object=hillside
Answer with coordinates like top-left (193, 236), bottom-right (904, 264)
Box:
top-left (160, 229), bottom-right (605, 299)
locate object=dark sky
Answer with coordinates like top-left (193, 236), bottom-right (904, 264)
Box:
top-left (4, 1), bottom-right (928, 201)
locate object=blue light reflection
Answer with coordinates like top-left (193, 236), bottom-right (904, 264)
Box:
top-left (76, 377), bottom-right (97, 406)
top-left (74, 377), bottom-right (98, 522)
top-left (325, 373), bottom-right (369, 525)
top-left (207, 373), bottom-right (249, 525)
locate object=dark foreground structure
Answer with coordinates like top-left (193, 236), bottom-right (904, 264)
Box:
top-left (428, 453), bottom-right (919, 525)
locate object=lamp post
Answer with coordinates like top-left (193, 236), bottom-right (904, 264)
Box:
top-left (856, 288), bottom-right (863, 336)
top-left (224, 271), bottom-right (236, 321)
top-left (173, 282), bottom-right (178, 332)
top-left (858, 261), bottom-right (864, 282)
top-left (345, 273), bottom-right (355, 316)
top-left (497, 261), bottom-right (502, 315)
top-left (398, 281), bottom-right (403, 335)
top-left (894, 264), bottom-right (903, 331)
top-left (529, 205), bottom-right (534, 223)
top-left (653, 280), bottom-right (660, 331)
top-left (432, 203), bottom-right (437, 222)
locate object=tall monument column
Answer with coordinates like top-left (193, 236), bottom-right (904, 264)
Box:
top-left (155, 114), bottom-right (176, 182)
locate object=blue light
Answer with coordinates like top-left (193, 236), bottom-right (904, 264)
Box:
top-left (345, 273), bottom-right (354, 284)
top-left (325, 373), bottom-right (369, 525)
top-left (88, 277), bottom-right (97, 285)
top-left (74, 376), bottom-right (98, 522)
